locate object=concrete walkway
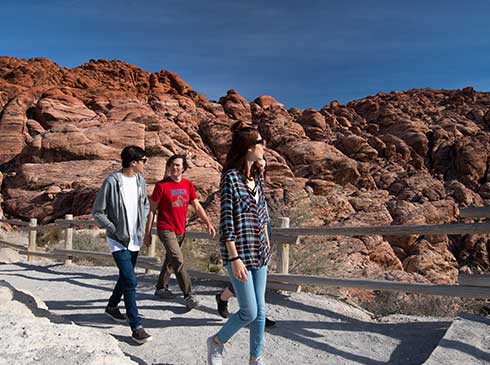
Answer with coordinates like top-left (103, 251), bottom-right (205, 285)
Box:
top-left (424, 313), bottom-right (490, 365)
top-left (0, 261), bottom-right (454, 364)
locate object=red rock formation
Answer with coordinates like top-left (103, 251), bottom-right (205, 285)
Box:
top-left (2, 56), bottom-right (490, 285)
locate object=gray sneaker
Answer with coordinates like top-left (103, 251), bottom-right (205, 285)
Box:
top-left (207, 335), bottom-right (224, 365)
top-left (184, 294), bottom-right (200, 309)
top-left (154, 287), bottom-right (177, 299)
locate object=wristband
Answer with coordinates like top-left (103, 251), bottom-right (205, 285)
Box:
top-left (229, 256), bottom-right (240, 262)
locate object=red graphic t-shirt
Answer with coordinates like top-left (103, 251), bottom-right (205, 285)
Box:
top-left (151, 177), bottom-right (197, 235)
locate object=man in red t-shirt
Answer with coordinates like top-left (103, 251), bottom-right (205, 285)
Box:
top-left (144, 154), bottom-right (216, 310)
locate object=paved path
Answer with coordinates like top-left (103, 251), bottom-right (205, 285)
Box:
top-left (424, 313), bottom-right (490, 365)
top-left (0, 261), bottom-right (451, 365)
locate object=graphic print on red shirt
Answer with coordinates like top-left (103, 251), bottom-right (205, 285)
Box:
top-left (151, 177), bottom-right (197, 235)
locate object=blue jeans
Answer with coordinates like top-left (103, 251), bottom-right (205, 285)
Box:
top-left (217, 264), bottom-right (267, 358)
top-left (108, 249), bottom-right (141, 330)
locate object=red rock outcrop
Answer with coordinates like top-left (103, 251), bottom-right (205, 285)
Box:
top-left (2, 56), bottom-right (490, 285)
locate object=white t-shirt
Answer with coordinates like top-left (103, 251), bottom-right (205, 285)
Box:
top-left (108, 175), bottom-right (142, 253)
top-left (253, 187), bottom-right (259, 204)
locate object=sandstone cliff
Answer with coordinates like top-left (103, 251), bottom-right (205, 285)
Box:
top-left (1, 56), bottom-right (490, 284)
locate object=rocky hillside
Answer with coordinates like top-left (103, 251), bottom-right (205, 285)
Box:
top-left (1, 56), bottom-right (490, 285)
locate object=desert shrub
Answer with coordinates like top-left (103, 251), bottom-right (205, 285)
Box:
top-left (51, 230), bottom-right (112, 267)
top-left (36, 229), bottom-right (61, 248)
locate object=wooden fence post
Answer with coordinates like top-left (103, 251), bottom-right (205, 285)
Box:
top-left (27, 218), bottom-right (37, 263)
top-left (277, 217), bottom-right (290, 274)
top-left (145, 215), bottom-right (158, 274)
top-left (64, 214), bottom-right (73, 265)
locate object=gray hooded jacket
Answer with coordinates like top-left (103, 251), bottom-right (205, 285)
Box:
top-left (92, 170), bottom-right (150, 246)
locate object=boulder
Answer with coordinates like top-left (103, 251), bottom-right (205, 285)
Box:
top-left (0, 94), bottom-right (35, 163)
top-left (296, 109), bottom-right (332, 141)
top-left (34, 91), bottom-right (97, 129)
top-left (454, 137), bottom-right (489, 190)
top-left (282, 141), bottom-right (360, 185)
top-left (403, 237), bottom-right (458, 284)
top-left (336, 134), bottom-right (378, 162)
top-left (219, 89), bottom-right (252, 122)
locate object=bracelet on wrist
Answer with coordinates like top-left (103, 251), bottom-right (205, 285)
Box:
top-left (229, 256), bottom-right (240, 262)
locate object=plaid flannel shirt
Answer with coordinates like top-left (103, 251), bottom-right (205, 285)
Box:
top-left (219, 168), bottom-right (271, 269)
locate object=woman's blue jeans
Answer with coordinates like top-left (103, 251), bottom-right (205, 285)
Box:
top-left (108, 249), bottom-right (141, 330)
top-left (217, 264), bottom-right (267, 358)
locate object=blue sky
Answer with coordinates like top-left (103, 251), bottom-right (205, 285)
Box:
top-left (2, 0), bottom-right (490, 109)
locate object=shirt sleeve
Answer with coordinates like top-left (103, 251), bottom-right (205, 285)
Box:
top-left (92, 177), bottom-right (117, 234)
top-left (219, 172), bottom-right (236, 242)
top-left (189, 181), bottom-right (197, 201)
top-left (151, 181), bottom-right (162, 203)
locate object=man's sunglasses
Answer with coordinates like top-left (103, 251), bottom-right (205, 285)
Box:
top-left (137, 157), bottom-right (148, 164)
top-left (252, 139), bottom-right (265, 146)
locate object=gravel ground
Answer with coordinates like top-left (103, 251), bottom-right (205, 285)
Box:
top-left (423, 313), bottom-right (490, 365)
top-left (0, 259), bottom-right (452, 365)
top-left (0, 280), bottom-right (135, 365)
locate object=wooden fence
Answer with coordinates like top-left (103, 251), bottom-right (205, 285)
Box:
top-left (1, 206), bottom-right (490, 297)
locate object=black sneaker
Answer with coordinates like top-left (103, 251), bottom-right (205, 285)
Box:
top-left (132, 327), bottom-right (152, 344)
top-left (216, 294), bottom-right (230, 318)
top-left (184, 294), bottom-right (200, 310)
top-left (105, 306), bottom-right (127, 323)
top-left (265, 317), bottom-right (276, 328)
top-left (154, 287), bottom-right (177, 299)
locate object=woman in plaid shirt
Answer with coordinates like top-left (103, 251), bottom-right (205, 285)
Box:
top-left (207, 122), bottom-right (271, 365)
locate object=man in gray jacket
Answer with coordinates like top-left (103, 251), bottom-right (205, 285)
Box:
top-left (92, 145), bottom-right (152, 344)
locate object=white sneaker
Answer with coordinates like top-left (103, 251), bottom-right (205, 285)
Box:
top-left (207, 335), bottom-right (224, 365)
top-left (250, 357), bottom-right (266, 365)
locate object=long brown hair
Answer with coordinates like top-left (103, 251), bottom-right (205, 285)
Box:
top-left (223, 121), bottom-right (260, 177)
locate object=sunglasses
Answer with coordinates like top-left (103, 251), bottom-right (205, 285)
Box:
top-left (138, 157), bottom-right (148, 164)
top-left (252, 139), bottom-right (265, 146)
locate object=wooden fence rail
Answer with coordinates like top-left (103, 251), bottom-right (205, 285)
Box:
top-left (0, 239), bottom-right (26, 250)
top-left (273, 221), bottom-right (490, 237)
top-left (460, 206), bottom-right (490, 219)
top-left (270, 273), bottom-right (490, 299)
top-left (0, 218), bottom-right (30, 226)
top-left (2, 207), bottom-right (490, 297)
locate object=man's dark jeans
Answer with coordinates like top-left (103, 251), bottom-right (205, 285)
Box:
top-left (108, 249), bottom-right (141, 330)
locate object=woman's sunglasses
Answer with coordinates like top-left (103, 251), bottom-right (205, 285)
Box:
top-left (252, 139), bottom-right (265, 146)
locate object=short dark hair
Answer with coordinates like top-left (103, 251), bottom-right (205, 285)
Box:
top-left (121, 146), bottom-right (146, 168)
top-left (166, 154), bottom-right (189, 171)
